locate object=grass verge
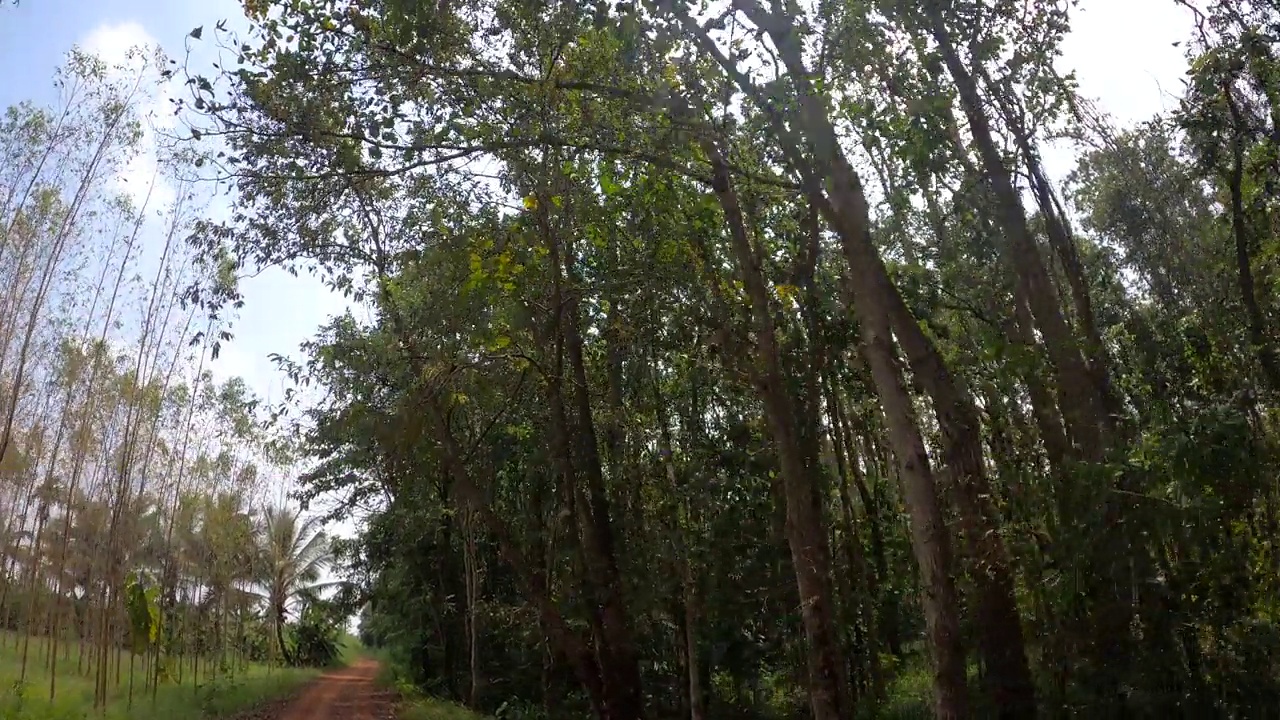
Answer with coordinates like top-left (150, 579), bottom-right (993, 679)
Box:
top-left (397, 697), bottom-right (488, 720)
top-left (369, 649), bottom-right (486, 720)
top-left (0, 633), bottom-right (319, 720)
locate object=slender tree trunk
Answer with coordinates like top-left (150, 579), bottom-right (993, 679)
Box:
top-left (1224, 83), bottom-right (1280, 389)
top-left (921, 3), bottom-right (1106, 460)
top-left (676, 9), bottom-right (975, 711)
top-left (823, 372), bottom-right (885, 701)
top-left (426, 399), bottom-right (612, 718)
top-left (655, 374), bottom-right (706, 720)
top-left (704, 142), bottom-right (852, 720)
top-left (536, 183), bottom-right (644, 720)
top-left (0, 89), bottom-right (135, 466)
top-left (463, 511), bottom-right (482, 707)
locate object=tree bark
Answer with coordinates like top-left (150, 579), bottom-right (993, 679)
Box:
top-left (1224, 82), bottom-right (1280, 390)
top-left (540, 188), bottom-right (645, 720)
top-left (922, 2), bottom-right (1108, 461)
top-left (704, 141), bottom-right (852, 720)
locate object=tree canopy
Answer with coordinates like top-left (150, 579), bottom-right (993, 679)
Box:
top-left (112, 0), bottom-right (1280, 716)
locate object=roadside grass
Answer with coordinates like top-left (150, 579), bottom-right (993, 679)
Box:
top-left (358, 645), bottom-right (965, 720)
top-left (0, 632), bottom-right (318, 720)
top-left (397, 697), bottom-right (488, 720)
top-left (369, 648), bottom-right (487, 720)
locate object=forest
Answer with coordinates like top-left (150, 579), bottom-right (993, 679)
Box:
top-left (5, 0), bottom-right (1280, 718)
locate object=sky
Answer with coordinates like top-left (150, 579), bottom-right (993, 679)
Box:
top-left (2, 0), bottom-right (353, 408)
top-left (0, 0), bottom-right (1196, 503)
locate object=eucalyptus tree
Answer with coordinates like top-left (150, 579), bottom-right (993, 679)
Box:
top-left (0, 49), bottom-right (150, 466)
top-left (0, 45), bottom-right (331, 712)
top-left (180, 0), bottom-right (991, 715)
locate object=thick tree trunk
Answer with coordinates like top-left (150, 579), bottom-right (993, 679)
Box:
top-left (853, 298), bottom-right (969, 720)
top-left (688, 9), bottom-right (972, 711)
top-left (900, 209), bottom-right (1038, 718)
top-left (801, 130), bottom-right (991, 719)
top-left (873, 262), bottom-right (1035, 716)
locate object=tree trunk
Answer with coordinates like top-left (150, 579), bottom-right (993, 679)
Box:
top-left (823, 374), bottom-right (884, 701)
top-left (537, 187), bottom-right (645, 720)
top-left (922, 4), bottom-right (1107, 460)
top-left (1224, 83), bottom-right (1280, 389)
top-left (276, 605), bottom-right (292, 666)
top-left (704, 142), bottom-right (853, 720)
top-left (655, 373), bottom-right (706, 720)
top-left (463, 511), bottom-right (482, 707)
top-left (426, 400), bottom-right (612, 718)
top-left (853, 299), bottom-right (969, 720)
top-left (682, 8), bottom-right (973, 712)
top-left (846, 412), bottom-right (901, 658)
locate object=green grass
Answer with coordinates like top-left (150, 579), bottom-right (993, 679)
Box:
top-left (397, 697), bottom-right (488, 720)
top-left (867, 655), bottom-right (993, 720)
top-left (872, 660), bottom-right (935, 720)
top-left (366, 648), bottom-right (487, 720)
top-left (0, 633), bottom-right (319, 720)
top-left (335, 632), bottom-right (364, 666)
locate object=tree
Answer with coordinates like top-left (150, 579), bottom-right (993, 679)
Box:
top-left (255, 505), bottom-right (331, 665)
top-left (138, 0), bottom-right (1280, 716)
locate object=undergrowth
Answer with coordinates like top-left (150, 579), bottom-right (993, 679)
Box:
top-left (0, 633), bottom-right (318, 720)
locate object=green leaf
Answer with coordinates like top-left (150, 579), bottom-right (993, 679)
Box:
top-left (600, 170), bottom-right (621, 197)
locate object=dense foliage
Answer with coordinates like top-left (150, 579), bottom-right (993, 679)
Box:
top-left (172, 0), bottom-right (1280, 717)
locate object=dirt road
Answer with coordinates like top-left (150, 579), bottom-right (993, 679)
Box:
top-left (275, 658), bottom-right (395, 720)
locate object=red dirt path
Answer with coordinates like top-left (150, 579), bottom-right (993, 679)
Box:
top-left (275, 658), bottom-right (395, 720)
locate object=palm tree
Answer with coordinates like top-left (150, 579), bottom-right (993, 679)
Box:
top-left (255, 505), bottom-right (330, 665)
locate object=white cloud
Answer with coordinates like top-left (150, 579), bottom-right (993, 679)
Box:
top-left (1040, 0), bottom-right (1195, 184)
top-left (208, 341), bottom-right (265, 395)
top-left (1062, 0), bottom-right (1194, 126)
top-left (80, 21), bottom-right (155, 71)
top-left (78, 21), bottom-right (177, 210)
top-left (209, 269), bottom-right (357, 398)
